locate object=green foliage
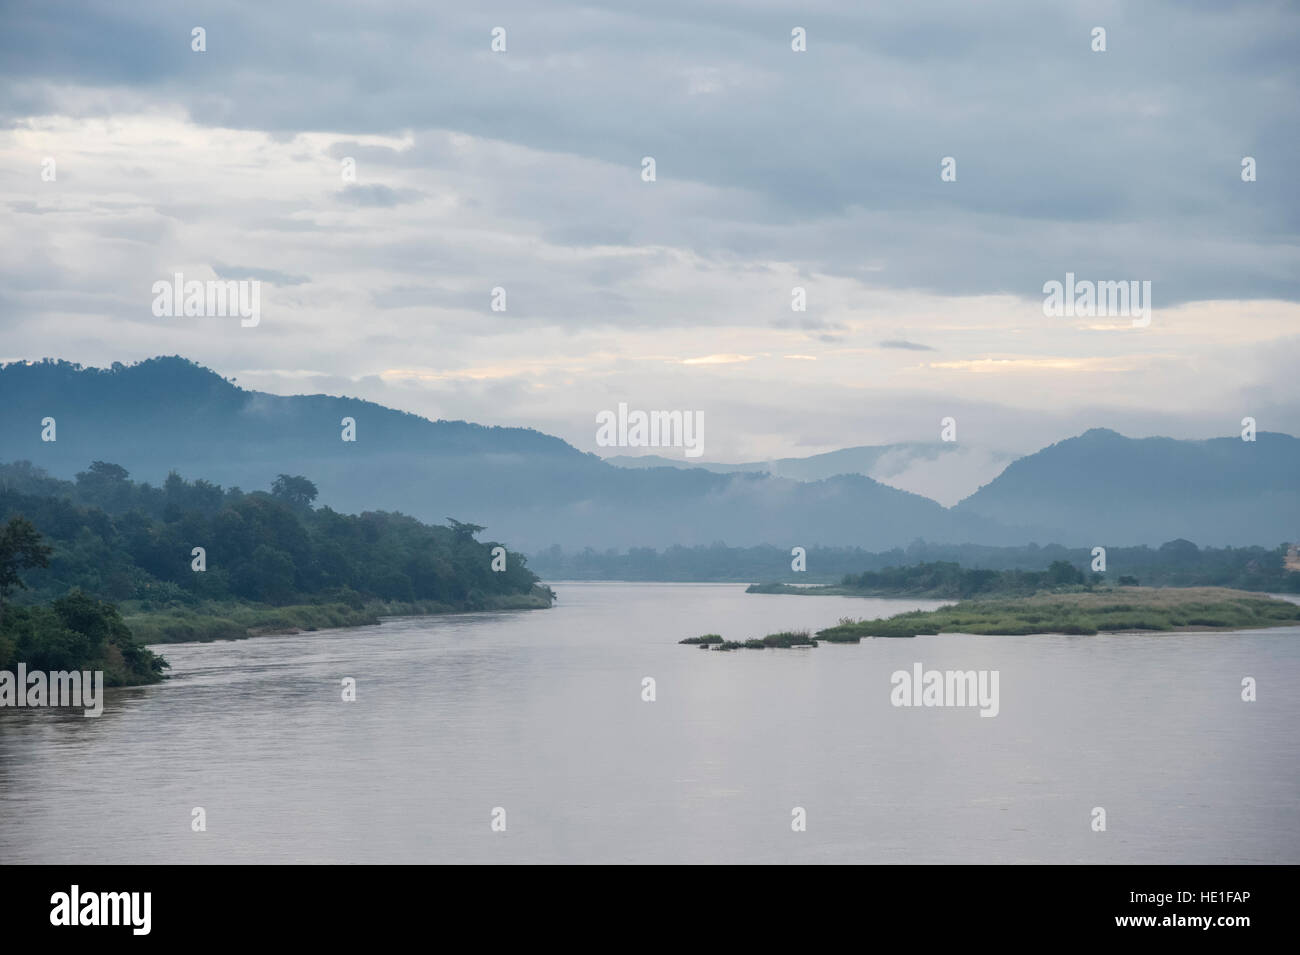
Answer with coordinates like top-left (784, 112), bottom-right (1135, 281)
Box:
top-left (748, 548), bottom-right (1296, 599)
top-left (0, 462), bottom-right (547, 613)
top-left (815, 588), bottom-right (1300, 641)
top-left (682, 630), bottom-right (818, 650)
top-left (0, 589), bottom-right (167, 685)
top-left (270, 474), bottom-right (319, 509)
top-left (0, 515), bottom-right (53, 607)
top-left (679, 633), bottom-right (723, 645)
top-left (692, 588), bottom-right (1300, 654)
top-left (0, 464), bottom-right (553, 675)
top-left (123, 590), bottom-right (553, 644)
top-left (836, 560), bottom-right (1085, 597)
top-left (760, 630), bottom-right (817, 648)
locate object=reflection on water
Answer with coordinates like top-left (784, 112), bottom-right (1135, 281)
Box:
top-left (2, 582), bottom-right (1298, 863)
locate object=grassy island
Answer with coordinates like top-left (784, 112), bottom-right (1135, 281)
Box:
top-left (680, 630), bottom-right (817, 651)
top-left (687, 586), bottom-right (1300, 651)
top-left (816, 587), bottom-right (1300, 641)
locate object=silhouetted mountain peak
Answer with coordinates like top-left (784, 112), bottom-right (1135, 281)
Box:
top-left (1074, 427), bottom-right (1125, 442)
top-left (957, 427), bottom-right (1300, 546)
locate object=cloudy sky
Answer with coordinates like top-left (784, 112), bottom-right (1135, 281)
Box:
top-left (2, 0), bottom-right (1298, 491)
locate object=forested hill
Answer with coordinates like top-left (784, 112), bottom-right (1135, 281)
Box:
top-left (954, 427), bottom-right (1300, 545)
top-left (0, 357), bottom-right (1031, 551)
top-left (0, 460), bottom-right (549, 616)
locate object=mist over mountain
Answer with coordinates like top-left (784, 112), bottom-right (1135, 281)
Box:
top-left (606, 444), bottom-right (948, 478)
top-left (606, 442), bottom-right (1014, 506)
top-left (2, 358), bottom-right (1292, 551)
top-left (0, 357), bottom-right (1022, 551)
top-left (954, 428), bottom-right (1300, 547)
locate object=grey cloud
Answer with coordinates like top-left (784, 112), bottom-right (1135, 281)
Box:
top-left (7, 201), bottom-right (51, 215)
top-left (247, 217), bottom-right (335, 233)
top-left (773, 317), bottom-right (847, 332)
top-left (0, 0), bottom-right (1295, 304)
top-left (545, 223), bottom-right (635, 248)
top-left (370, 285), bottom-right (438, 310)
top-left (213, 264), bottom-right (310, 286)
top-left (335, 184), bottom-right (424, 208)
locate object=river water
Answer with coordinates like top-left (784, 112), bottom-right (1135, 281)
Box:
top-left (2, 582), bottom-right (1297, 863)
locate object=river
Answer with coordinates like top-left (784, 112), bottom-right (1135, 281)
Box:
top-left (2, 582), bottom-right (1297, 863)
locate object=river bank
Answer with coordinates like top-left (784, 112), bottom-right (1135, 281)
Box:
top-left (127, 585), bottom-right (556, 645)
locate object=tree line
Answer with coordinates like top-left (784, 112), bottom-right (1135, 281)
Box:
top-left (0, 460), bottom-right (545, 611)
top-left (532, 538), bottom-right (1300, 591)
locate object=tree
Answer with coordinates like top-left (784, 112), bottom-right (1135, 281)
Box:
top-left (0, 516), bottom-right (53, 622)
top-left (446, 518), bottom-right (485, 542)
top-left (271, 474), bottom-right (319, 509)
top-left (1047, 559), bottom-right (1084, 586)
top-left (77, 460), bottom-right (130, 485)
top-left (77, 461), bottom-right (134, 513)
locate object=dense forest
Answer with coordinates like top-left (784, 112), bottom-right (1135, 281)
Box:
top-left (1, 516), bottom-right (168, 685)
top-left (837, 560), bottom-right (1093, 597)
top-left (534, 539), bottom-right (1300, 592)
top-left (1, 587), bottom-right (170, 686)
top-left (0, 460), bottom-right (552, 648)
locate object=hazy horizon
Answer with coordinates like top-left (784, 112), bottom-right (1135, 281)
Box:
top-left (3, 1), bottom-right (1298, 503)
top-left (7, 352), bottom-right (1297, 511)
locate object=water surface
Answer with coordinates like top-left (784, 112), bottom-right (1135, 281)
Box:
top-left (2, 582), bottom-right (1297, 863)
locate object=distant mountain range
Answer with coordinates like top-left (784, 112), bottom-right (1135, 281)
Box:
top-left (605, 443), bottom-right (1014, 506)
top-left (1, 357), bottom-right (1295, 550)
